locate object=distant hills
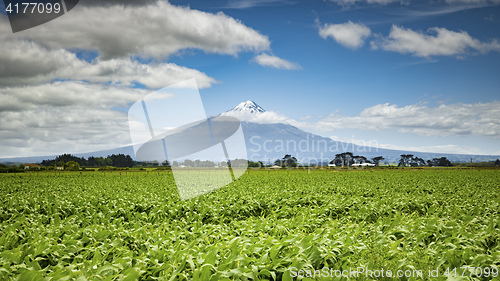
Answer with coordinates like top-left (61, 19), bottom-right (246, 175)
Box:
top-left (1, 100), bottom-right (499, 164)
top-left (239, 121), bottom-right (499, 164)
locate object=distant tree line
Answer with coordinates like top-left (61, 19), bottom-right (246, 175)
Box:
top-left (426, 157), bottom-right (453, 167)
top-left (41, 153), bottom-right (136, 168)
top-left (275, 154), bottom-right (298, 167)
top-left (0, 164), bottom-right (26, 173)
top-left (4, 153), bottom-right (497, 173)
top-left (398, 154), bottom-right (426, 167)
top-left (170, 159), bottom-right (251, 168)
top-left (267, 152), bottom-right (464, 168)
top-left (328, 152), bottom-right (385, 167)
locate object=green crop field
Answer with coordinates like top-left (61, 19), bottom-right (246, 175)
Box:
top-left (1, 169), bottom-right (499, 280)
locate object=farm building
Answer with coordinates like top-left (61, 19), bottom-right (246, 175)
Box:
top-left (24, 164), bottom-right (40, 170)
top-left (352, 163), bottom-right (376, 167)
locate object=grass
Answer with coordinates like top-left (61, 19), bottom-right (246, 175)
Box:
top-left (0, 169), bottom-right (499, 280)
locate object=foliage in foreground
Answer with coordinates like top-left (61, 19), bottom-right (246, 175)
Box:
top-left (0, 169), bottom-right (499, 280)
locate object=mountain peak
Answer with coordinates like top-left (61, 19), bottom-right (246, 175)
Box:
top-left (228, 100), bottom-right (265, 114)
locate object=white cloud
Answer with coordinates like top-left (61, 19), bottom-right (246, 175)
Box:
top-left (329, 0), bottom-right (405, 6)
top-left (0, 1), bottom-right (270, 60)
top-left (330, 0), bottom-right (499, 5)
top-left (221, 109), bottom-right (302, 126)
top-left (367, 0), bottom-right (405, 3)
top-left (318, 102), bottom-right (500, 138)
top-left (445, 0), bottom-right (500, 4)
top-left (0, 39), bottom-right (217, 88)
top-left (0, 81), bottom-right (147, 157)
top-left (0, 81), bottom-right (146, 112)
top-left (374, 143), bottom-right (485, 155)
top-left (0, 1), bottom-right (280, 157)
top-left (224, 0), bottom-right (289, 9)
top-left (371, 25), bottom-right (500, 57)
top-left (328, 136), bottom-right (485, 155)
top-left (253, 53), bottom-right (301, 70)
top-left (0, 107), bottom-right (132, 157)
top-left (319, 21), bottom-right (371, 49)
top-left (0, 0), bottom-right (272, 88)
top-left (79, 0), bottom-right (156, 6)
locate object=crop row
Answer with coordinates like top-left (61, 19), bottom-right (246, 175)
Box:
top-left (0, 170), bottom-right (499, 280)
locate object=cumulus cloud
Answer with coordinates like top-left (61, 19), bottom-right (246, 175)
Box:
top-left (0, 1), bottom-right (270, 60)
top-left (252, 53), bottom-right (301, 70)
top-left (78, 0), bottom-right (157, 6)
top-left (329, 0), bottom-right (405, 6)
top-left (221, 109), bottom-right (302, 126)
top-left (0, 81), bottom-right (148, 157)
top-left (329, 135), bottom-right (486, 155)
top-left (375, 143), bottom-right (485, 155)
top-left (319, 21), bottom-right (371, 49)
top-left (224, 0), bottom-right (290, 9)
top-left (0, 107), bottom-right (132, 157)
top-left (445, 0), bottom-right (500, 4)
top-left (330, 0), bottom-right (499, 5)
top-left (318, 102), bottom-right (500, 138)
top-left (0, 81), bottom-right (146, 112)
top-left (0, 40), bottom-right (217, 88)
top-left (0, 1), bottom-right (280, 157)
top-left (371, 25), bottom-right (500, 57)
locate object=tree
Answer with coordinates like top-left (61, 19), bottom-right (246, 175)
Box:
top-left (412, 157), bottom-right (425, 167)
top-left (248, 161), bottom-right (263, 168)
top-left (398, 154), bottom-right (414, 167)
top-left (105, 157), bottom-right (113, 166)
top-left (495, 159), bottom-right (500, 166)
top-left (275, 154), bottom-right (298, 168)
top-left (334, 152), bottom-right (354, 167)
top-left (371, 156), bottom-right (385, 166)
top-left (107, 154), bottom-right (134, 167)
top-left (329, 159), bottom-right (340, 166)
top-left (64, 161), bottom-right (80, 171)
top-left (353, 155), bottom-right (368, 164)
top-left (398, 155), bottom-right (425, 167)
top-left (95, 157), bottom-right (109, 166)
top-left (427, 157), bottom-right (452, 167)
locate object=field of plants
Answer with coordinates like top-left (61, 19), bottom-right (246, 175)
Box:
top-left (0, 169), bottom-right (499, 280)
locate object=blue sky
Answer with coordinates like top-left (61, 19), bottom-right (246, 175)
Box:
top-left (178, 0), bottom-right (500, 155)
top-left (0, 0), bottom-right (499, 157)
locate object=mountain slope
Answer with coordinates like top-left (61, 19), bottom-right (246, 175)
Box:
top-left (240, 122), bottom-right (499, 164)
top-left (2, 101), bottom-right (499, 164)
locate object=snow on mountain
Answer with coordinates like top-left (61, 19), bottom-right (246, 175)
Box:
top-left (226, 100), bottom-right (265, 114)
top-left (4, 101), bottom-right (499, 164)
top-left (221, 100), bottom-right (293, 124)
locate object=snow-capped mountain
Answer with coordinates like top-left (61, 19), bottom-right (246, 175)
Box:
top-left (226, 100), bottom-right (265, 114)
top-left (221, 100), bottom-right (286, 123)
top-left (3, 101), bottom-right (499, 164)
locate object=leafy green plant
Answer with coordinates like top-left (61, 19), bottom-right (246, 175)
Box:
top-left (0, 169), bottom-right (498, 280)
